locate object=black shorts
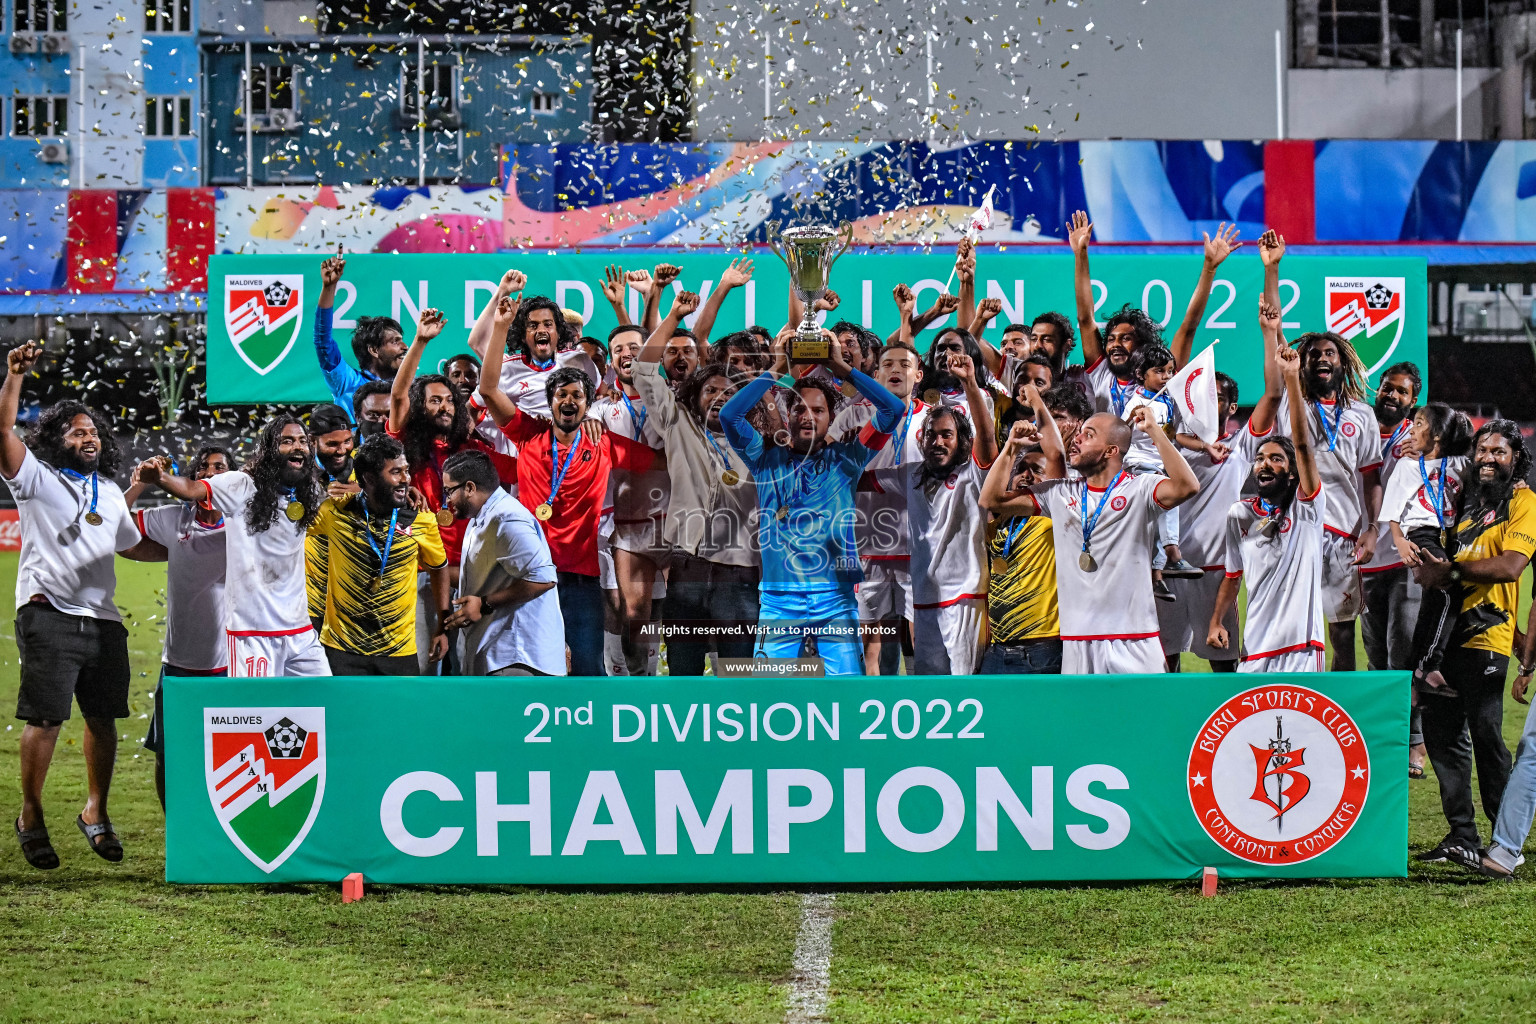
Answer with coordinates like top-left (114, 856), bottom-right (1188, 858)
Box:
top-left (14, 601), bottom-right (131, 722)
top-left (323, 646), bottom-right (421, 676)
top-left (144, 663), bottom-right (230, 754)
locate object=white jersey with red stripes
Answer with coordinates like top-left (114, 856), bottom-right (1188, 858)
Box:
top-left (1173, 418), bottom-right (1272, 571)
top-left (1223, 485), bottom-right (1328, 664)
top-left (834, 397), bottom-right (928, 560)
top-left (1275, 392), bottom-right (1380, 538)
top-left (1027, 471), bottom-right (1169, 642)
top-left (874, 457), bottom-right (990, 609)
top-left (589, 386), bottom-right (669, 524)
top-left (1361, 416), bottom-right (1414, 574)
top-left (204, 471), bottom-right (311, 636)
top-left (497, 349), bottom-right (600, 418)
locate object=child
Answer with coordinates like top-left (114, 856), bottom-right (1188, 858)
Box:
top-left (1379, 402), bottom-right (1472, 691)
top-left (1119, 344), bottom-right (1203, 601)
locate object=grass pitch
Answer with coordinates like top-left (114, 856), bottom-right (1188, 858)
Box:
top-left (2, 555), bottom-right (1535, 1023)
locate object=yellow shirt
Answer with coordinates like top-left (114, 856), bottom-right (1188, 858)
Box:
top-left (308, 494), bottom-right (447, 657)
top-left (1453, 487), bottom-right (1536, 656)
top-left (306, 461), bottom-right (357, 621)
top-left (986, 515), bottom-right (1060, 643)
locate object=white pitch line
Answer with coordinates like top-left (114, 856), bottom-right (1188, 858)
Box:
top-left (785, 892), bottom-right (835, 1024)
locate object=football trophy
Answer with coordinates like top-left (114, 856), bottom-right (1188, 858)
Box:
top-left (767, 223), bottom-right (853, 363)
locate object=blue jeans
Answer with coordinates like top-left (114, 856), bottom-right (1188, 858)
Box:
top-left (756, 588), bottom-right (862, 676)
top-left (558, 572), bottom-right (606, 677)
top-left (979, 638), bottom-right (1063, 675)
top-left (1491, 694), bottom-right (1536, 870)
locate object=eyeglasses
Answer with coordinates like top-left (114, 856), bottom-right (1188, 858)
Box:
top-left (442, 482), bottom-right (468, 498)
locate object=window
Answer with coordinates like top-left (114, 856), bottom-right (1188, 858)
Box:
top-left (145, 0), bottom-right (191, 33)
top-left (12, 96), bottom-right (67, 137)
top-left (14, 0), bottom-right (66, 32)
top-left (145, 96), bottom-right (193, 137)
top-left (401, 62), bottom-right (460, 116)
top-left (248, 65), bottom-right (297, 114)
top-left (531, 92), bottom-right (562, 115)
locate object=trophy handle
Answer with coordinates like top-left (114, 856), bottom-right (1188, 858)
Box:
top-left (827, 222), bottom-right (854, 270)
top-left (764, 221), bottom-right (788, 267)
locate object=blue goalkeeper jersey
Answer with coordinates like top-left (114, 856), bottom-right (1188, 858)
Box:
top-left (720, 369), bottom-right (903, 593)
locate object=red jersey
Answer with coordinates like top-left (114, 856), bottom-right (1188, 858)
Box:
top-left (499, 409), bottom-right (659, 576)
top-left (387, 428), bottom-right (516, 564)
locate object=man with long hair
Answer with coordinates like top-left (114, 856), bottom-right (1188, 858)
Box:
top-left (1262, 235), bottom-right (1384, 670)
top-left (1413, 419), bottom-right (1534, 869)
top-left (134, 445), bottom-right (231, 809)
top-left (916, 327), bottom-right (996, 424)
top-left (3, 342), bottom-right (166, 869)
top-left (635, 309), bottom-right (760, 676)
top-left (309, 433), bottom-right (450, 676)
top-left (138, 415), bottom-right (329, 680)
top-left (466, 271), bottom-right (598, 417)
top-left (1207, 345), bottom-right (1327, 672)
top-left (307, 403), bottom-right (359, 630)
top-left (313, 251), bottom-right (406, 413)
top-left (389, 305), bottom-right (514, 671)
top-left (720, 331), bottom-right (904, 676)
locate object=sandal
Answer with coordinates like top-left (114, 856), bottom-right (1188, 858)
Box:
top-left (75, 814), bottom-right (123, 863)
top-left (15, 816), bottom-right (59, 869)
top-left (1408, 762), bottom-right (1425, 780)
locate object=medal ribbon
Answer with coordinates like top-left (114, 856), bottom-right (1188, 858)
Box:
top-left (1079, 471), bottom-right (1126, 558)
top-left (893, 400), bottom-right (917, 467)
top-left (1002, 515), bottom-right (1030, 560)
top-left (60, 468), bottom-right (99, 522)
top-left (1313, 400), bottom-right (1344, 452)
top-left (703, 428), bottom-right (734, 475)
top-left (546, 433), bottom-right (582, 510)
top-left (618, 390), bottom-right (647, 438)
top-left (1382, 419), bottom-right (1409, 461)
top-left (1110, 378), bottom-right (1135, 416)
top-left (358, 494), bottom-right (399, 578)
top-left (1421, 454), bottom-right (1448, 529)
top-left (781, 448), bottom-right (821, 516)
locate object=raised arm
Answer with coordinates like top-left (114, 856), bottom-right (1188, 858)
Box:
top-left (1025, 383), bottom-right (1066, 479)
top-left (1277, 345), bottom-right (1321, 498)
top-left (891, 284), bottom-right (916, 347)
top-left (132, 457), bottom-right (208, 504)
top-left (948, 351), bottom-right (998, 467)
top-left (311, 252), bottom-right (350, 382)
top-left (1129, 405), bottom-right (1199, 508)
top-left (981, 420), bottom-right (1047, 515)
top-left (1167, 222), bottom-right (1241, 368)
top-left (599, 265), bottom-right (632, 327)
top-left (0, 342), bottom-right (40, 479)
top-left (639, 290), bottom-right (700, 364)
top-left (1251, 295), bottom-right (1285, 435)
top-left (477, 297), bottom-right (523, 428)
top-left (641, 263), bottom-right (680, 335)
top-left (1067, 210), bottom-right (1102, 365)
top-left (388, 308), bottom-right (446, 433)
top-left (468, 269), bottom-right (525, 360)
top-left (691, 257), bottom-right (752, 347)
top-left (719, 371), bottom-right (776, 453)
top-left (955, 237), bottom-right (977, 331)
top-left (968, 296), bottom-right (1003, 346)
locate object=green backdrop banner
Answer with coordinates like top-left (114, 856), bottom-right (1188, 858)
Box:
top-left (206, 253), bottom-right (1429, 406)
top-left (165, 673), bottom-right (1408, 884)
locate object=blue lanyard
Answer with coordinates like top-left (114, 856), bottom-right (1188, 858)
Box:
top-left (1002, 516), bottom-right (1030, 559)
top-left (1110, 378), bottom-right (1135, 416)
top-left (547, 433), bottom-right (582, 507)
top-left (60, 468), bottom-right (99, 520)
top-left (1079, 471), bottom-right (1125, 555)
top-left (1313, 400), bottom-right (1343, 452)
top-left (1255, 497), bottom-right (1278, 518)
top-left (1421, 455), bottom-right (1448, 528)
top-left (528, 352), bottom-right (554, 372)
top-left (358, 495), bottom-right (399, 576)
top-left (618, 390), bottom-right (647, 438)
top-left (1382, 419), bottom-right (1409, 460)
top-left (704, 428), bottom-right (733, 472)
top-left (893, 400), bottom-right (917, 467)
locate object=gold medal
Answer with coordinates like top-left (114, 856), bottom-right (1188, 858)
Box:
top-left (841, 382), bottom-right (857, 398)
top-left (368, 575), bottom-right (382, 594)
top-left (992, 556), bottom-right (1010, 576)
top-left (923, 389), bottom-right (940, 405)
top-left (1079, 550), bottom-right (1098, 573)
top-left (776, 506), bottom-right (789, 521)
top-left (435, 507), bottom-right (454, 527)
top-left (285, 500), bottom-right (305, 522)
top-left (722, 470), bottom-right (740, 486)
top-left (535, 502), bottom-right (554, 521)
top-left (83, 511), bottom-right (103, 526)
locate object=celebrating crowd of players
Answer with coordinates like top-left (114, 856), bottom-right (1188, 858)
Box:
top-left (6, 220), bottom-right (1536, 878)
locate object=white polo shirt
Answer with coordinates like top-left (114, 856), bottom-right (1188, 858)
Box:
top-left (457, 486), bottom-right (565, 675)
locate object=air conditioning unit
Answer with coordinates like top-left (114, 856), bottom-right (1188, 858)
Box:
top-left (38, 141), bottom-right (68, 164)
top-left (266, 108), bottom-right (301, 131)
top-left (9, 34), bottom-right (40, 55)
top-left (40, 33), bottom-right (68, 55)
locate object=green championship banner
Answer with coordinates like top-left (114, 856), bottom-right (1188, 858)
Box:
top-left (164, 673), bottom-right (1408, 884)
top-left (206, 253), bottom-right (1428, 407)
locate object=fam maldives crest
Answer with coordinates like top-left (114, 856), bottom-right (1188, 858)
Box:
top-left (225, 275), bottom-right (304, 376)
top-left (205, 707), bottom-right (325, 873)
top-left (1324, 276), bottom-right (1405, 376)
top-left (1187, 685), bottom-right (1369, 865)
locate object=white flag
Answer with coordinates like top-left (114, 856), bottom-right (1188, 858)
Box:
top-left (1160, 343), bottom-right (1221, 444)
top-left (966, 184), bottom-right (997, 239)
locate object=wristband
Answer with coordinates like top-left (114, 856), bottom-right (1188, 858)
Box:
top-left (1521, 664), bottom-right (1536, 676)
